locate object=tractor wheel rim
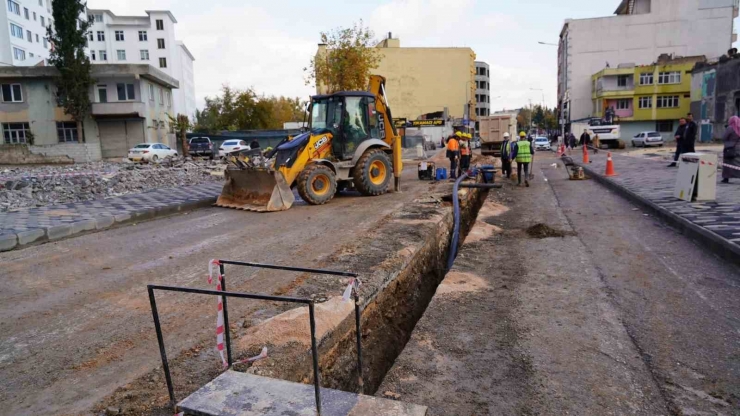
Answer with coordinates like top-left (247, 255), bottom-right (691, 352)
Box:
top-left (369, 160), bottom-right (387, 185)
top-left (312, 175), bottom-right (329, 195)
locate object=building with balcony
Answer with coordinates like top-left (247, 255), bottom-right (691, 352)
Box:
top-left (691, 54), bottom-right (740, 142)
top-left (591, 55), bottom-right (705, 142)
top-left (558, 0), bottom-right (736, 132)
top-left (85, 9), bottom-right (196, 123)
top-left (0, 64), bottom-right (178, 162)
top-left (475, 61), bottom-right (490, 118)
top-left (0, 0), bottom-right (55, 66)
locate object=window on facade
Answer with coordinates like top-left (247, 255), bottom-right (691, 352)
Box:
top-left (35, 33), bottom-right (39, 42)
top-left (617, 75), bottom-right (629, 87)
top-left (140, 49), bottom-right (149, 60)
top-left (88, 31), bottom-right (93, 41)
top-left (1, 84), bottom-right (22, 102)
top-left (639, 96), bottom-right (652, 109)
top-left (616, 99), bottom-right (630, 110)
top-left (42, 38), bottom-right (47, 48)
top-left (7, 0), bottom-right (19, 15)
top-left (656, 121), bottom-right (673, 132)
top-left (159, 87), bottom-right (164, 104)
top-left (157, 38), bottom-right (165, 49)
top-left (29, 52), bottom-right (33, 57)
top-left (116, 49), bottom-right (126, 60)
top-left (116, 83), bottom-right (135, 101)
top-left (639, 72), bottom-right (653, 85)
top-left (40, 16), bottom-right (44, 26)
top-left (13, 47), bottom-right (25, 61)
top-left (156, 19), bottom-right (164, 30)
top-left (658, 71), bottom-right (681, 85)
top-left (32, 11), bottom-right (36, 20)
top-left (166, 91), bottom-right (171, 107)
top-left (148, 84), bottom-right (155, 101)
top-left (10, 23), bottom-right (23, 39)
top-left (57, 121), bottom-right (78, 142)
top-left (99, 50), bottom-right (107, 60)
top-left (91, 50), bottom-right (95, 61)
top-left (97, 31), bottom-right (104, 41)
top-left (159, 57), bottom-right (166, 68)
top-left (656, 95), bottom-right (679, 108)
top-left (94, 14), bottom-right (103, 22)
top-left (115, 30), bottom-right (124, 41)
top-left (97, 85), bottom-right (107, 103)
top-left (138, 30), bottom-right (147, 41)
top-left (23, 7), bottom-right (28, 18)
top-left (26, 30), bottom-right (31, 42)
top-left (3, 122), bottom-right (30, 144)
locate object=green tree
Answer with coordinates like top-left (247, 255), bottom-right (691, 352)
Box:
top-left (48, 0), bottom-right (93, 141)
top-left (517, 108), bottom-right (531, 132)
top-left (168, 114), bottom-right (192, 158)
top-left (532, 106), bottom-right (545, 128)
top-left (305, 20), bottom-right (381, 93)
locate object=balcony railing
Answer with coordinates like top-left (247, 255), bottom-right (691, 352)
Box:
top-left (91, 101), bottom-right (146, 118)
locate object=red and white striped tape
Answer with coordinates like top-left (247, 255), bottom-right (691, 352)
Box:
top-left (207, 259), bottom-right (227, 368)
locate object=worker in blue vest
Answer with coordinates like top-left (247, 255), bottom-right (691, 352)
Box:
top-left (511, 131), bottom-right (534, 187)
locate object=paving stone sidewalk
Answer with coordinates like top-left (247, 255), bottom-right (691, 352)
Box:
top-left (0, 182), bottom-right (222, 251)
top-left (572, 149), bottom-right (740, 249)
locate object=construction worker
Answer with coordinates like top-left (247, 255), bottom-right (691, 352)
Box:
top-left (459, 133), bottom-right (471, 177)
top-left (446, 132), bottom-right (461, 179)
top-left (511, 131), bottom-right (534, 187)
top-left (501, 132), bottom-right (513, 178)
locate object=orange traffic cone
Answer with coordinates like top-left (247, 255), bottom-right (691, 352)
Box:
top-left (582, 144), bottom-right (589, 164)
top-left (605, 152), bottom-right (617, 176)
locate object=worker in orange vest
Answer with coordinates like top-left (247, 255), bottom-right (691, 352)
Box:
top-left (446, 132), bottom-right (461, 179)
top-left (459, 133), bottom-right (472, 177)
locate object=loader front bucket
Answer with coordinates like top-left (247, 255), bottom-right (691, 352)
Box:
top-left (215, 169), bottom-right (295, 212)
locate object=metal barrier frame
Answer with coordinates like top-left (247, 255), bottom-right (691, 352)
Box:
top-left (147, 260), bottom-right (361, 416)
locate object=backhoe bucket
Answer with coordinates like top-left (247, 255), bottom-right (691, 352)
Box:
top-left (215, 169), bottom-right (295, 212)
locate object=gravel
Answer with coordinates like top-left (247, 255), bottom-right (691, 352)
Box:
top-left (0, 159), bottom-right (224, 212)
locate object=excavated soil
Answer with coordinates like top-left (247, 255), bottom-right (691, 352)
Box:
top-left (525, 223), bottom-right (573, 238)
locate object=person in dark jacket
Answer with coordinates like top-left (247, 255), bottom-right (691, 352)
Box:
top-left (250, 139), bottom-right (260, 149)
top-left (579, 130), bottom-right (591, 148)
top-left (684, 113), bottom-right (698, 153)
top-left (500, 132), bottom-right (513, 178)
top-left (568, 132), bottom-right (577, 150)
top-left (722, 116), bottom-right (740, 183)
top-left (668, 118), bottom-right (687, 167)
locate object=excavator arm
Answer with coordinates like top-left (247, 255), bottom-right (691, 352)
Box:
top-left (368, 75), bottom-right (402, 192)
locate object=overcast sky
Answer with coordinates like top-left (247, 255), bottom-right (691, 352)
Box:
top-left (87, 0), bottom-right (738, 113)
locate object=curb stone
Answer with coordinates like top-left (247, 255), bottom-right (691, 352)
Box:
top-left (47, 224), bottom-right (73, 241)
top-left (577, 161), bottom-right (740, 268)
top-left (17, 229), bottom-right (45, 245)
top-left (0, 233), bottom-right (18, 251)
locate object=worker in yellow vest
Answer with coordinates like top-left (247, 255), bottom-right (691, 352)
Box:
top-left (459, 133), bottom-right (471, 177)
top-left (446, 132), bottom-right (461, 179)
top-left (511, 131), bottom-right (534, 187)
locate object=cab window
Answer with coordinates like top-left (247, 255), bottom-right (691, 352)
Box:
top-left (367, 98), bottom-right (380, 139)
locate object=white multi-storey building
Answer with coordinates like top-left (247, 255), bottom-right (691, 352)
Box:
top-left (474, 61), bottom-right (490, 118)
top-left (558, 0), bottom-right (737, 125)
top-left (1, 0), bottom-right (55, 66)
top-left (85, 9), bottom-right (195, 122)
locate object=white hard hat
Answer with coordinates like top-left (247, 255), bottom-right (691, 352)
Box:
top-left (503, 132), bottom-right (510, 138)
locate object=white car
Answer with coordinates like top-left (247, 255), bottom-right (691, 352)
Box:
top-left (632, 131), bottom-right (665, 148)
top-left (533, 137), bottom-right (551, 151)
top-left (218, 140), bottom-right (250, 158)
top-left (128, 143), bottom-right (178, 162)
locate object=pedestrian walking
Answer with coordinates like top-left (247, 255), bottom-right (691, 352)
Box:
top-left (579, 129), bottom-right (591, 148)
top-left (446, 132), bottom-right (461, 179)
top-left (568, 132), bottom-right (577, 150)
top-left (592, 134), bottom-right (600, 154)
top-left (685, 112), bottom-right (698, 153)
top-left (500, 132), bottom-right (513, 179)
top-left (668, 118), bottom-right (687, 167)
top-left (511, 131), bottom-right (534, 187)
top-left (721, 116), bottom-right (740, 183)
top-left (459, 133), bottom-right (471, 177)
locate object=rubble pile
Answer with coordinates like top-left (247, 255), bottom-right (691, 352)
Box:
top-left (0, 159), bottom-right (224, 212)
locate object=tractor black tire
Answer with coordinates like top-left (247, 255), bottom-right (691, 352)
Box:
top-left (353, 149), bottom-right (392, 196)
top-left (297, 164), bottom-right (337, 205)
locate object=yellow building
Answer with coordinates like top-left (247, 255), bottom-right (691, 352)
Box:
top-left (316, 36), bottom-right (476, 123)
top-left (591, 55), bottom-right (705, 142)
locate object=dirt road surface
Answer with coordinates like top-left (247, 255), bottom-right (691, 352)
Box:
top-left (0, 163), bottom-right (437, 415)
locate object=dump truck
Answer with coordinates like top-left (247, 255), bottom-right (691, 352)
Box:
top-left (479, 114), bottom-right (517, 156)
top-left (215, 75), bottom-right (402, 212)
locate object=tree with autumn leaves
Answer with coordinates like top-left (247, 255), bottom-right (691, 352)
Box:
top-left (305, 20), bottom-right (381, 93)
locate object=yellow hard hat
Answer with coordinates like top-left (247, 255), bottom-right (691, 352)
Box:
top-left (455, 131), bottom-right (463, 137)
top-left (519, 131), bottom-right (526, 137)
top-left (466, 133), bottom-right (472, 139)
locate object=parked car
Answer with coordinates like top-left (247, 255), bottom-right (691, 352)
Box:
top-left (189, 136), bottom-right (214, 159)
top-left (128, 143), bottom-right (177, 162)
top-left (533, 137), bottom-right (551, 151)
top-left (632, 131), bottom-right (664, 148)
top-left (219, 140), bottom-right (250, 158)
top-left (472, 137), bottom-right (481, 149)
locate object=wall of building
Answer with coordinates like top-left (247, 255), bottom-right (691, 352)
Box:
top-left (692, 58), bottom-right (740, 141)
top-left (475, 61), bottom-right (490, 117)
top-left (1, 0), bottom-right (54, 66)
top-left (173, 42), bottom-right (195, 121)
top-left (373, 41), bottom-right (476, 121)
top-left (560, 0), bottom-right (735, 122)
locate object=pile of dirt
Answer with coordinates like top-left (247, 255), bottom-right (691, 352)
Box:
top-left (526, 223), bottom-right (572, 239)
top-left (0, 160), bottom-right (224, 212)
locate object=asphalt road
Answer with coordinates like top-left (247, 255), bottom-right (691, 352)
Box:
top-left (0, 164), bottom-right (434, 415)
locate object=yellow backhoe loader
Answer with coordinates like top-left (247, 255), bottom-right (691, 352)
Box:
top-left (215, 75), bottom-right (403, 212)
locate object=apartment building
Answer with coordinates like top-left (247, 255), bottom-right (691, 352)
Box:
top-left (1, 0), bottom-right (54, 66)
top-left (0, 64), bottom-right (178, 162)
top-left (85, 9), bottom-right (195, 122)
top-left (475, 61), bottom-right (490, 118)
top-left (558, 0), bottom-right (736, 128)
top-left (591, 55), bottom-right (705, 142)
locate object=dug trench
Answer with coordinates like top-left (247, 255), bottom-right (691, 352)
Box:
top-left (95, 180), bottom-right (489, 415)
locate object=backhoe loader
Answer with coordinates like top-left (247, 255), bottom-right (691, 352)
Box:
top-left (215, 75), bottom-right (403, 212)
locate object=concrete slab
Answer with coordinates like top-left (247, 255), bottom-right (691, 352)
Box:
top-left (0, 233), bottom-right (18, 251)
top-left (177, 371), bottom-right (427, 416)
top-left (46, 224), bottom-right (72, 241)
top-left (70, 219), bottom-right (97, 234)
top-left (16, 229), bottom-right (45, 245)
top-left (95, 216), bottom-right (115, 230)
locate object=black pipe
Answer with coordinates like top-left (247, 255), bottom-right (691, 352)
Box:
top-left (147, 285), bottom-right (312, 304)
top-left (309, 303), bottom-right (322, 415)
top-left (148, 286), bottom-right (176, 411)
top-left (354, 292), bottom-right (364, 393)
top-left (218, 260), bottom-right (358, 277)
top-left (219, 263), bottom-right (233, 367)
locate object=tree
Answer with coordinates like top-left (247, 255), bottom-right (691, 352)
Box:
top-left (517, 108), bottom-right (531, 132)
top-left (305, 20), bottom-right (381, 93)
top-left (168, 114), bottom-right (192, 158)
top-left (48, 0), bottom-right (93, 141)
top-left (532, 106), bottom-right (545, 128)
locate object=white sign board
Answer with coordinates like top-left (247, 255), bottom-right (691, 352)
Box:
top-left (674, 153), bottom-right (717, 202)
top-left (674, 156), bottom-right (699, 202)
